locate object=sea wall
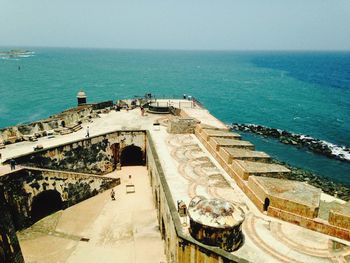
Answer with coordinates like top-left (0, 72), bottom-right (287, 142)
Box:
top-left (146, 131), bottom-right (247, 263)
top-left (0, 167), bottom-right (119, 229)
top-left (0, 189), bottom-right (24, 263)
top-left (9, 130), bottom-right (146, 174)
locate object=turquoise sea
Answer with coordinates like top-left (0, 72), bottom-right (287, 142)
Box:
top-left (0, 48), bottom-right (349, 185)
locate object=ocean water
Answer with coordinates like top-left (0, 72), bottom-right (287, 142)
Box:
top-left (0, 48), bottom-right (349, 184)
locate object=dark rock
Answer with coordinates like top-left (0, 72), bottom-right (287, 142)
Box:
top-left (230, 123), bottom-right (349, 163)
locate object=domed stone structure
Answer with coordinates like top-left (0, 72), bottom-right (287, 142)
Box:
top-left (77, 90), bottom-right (87, 106)
top-left (188, 196), bottom-right (245, 252)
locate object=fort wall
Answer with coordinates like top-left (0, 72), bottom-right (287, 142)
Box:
top-left (247, 177), bottom-right (319, 218)
top-left (0, 101), bottom-right (113, 145)
top-left (328, 203), bottom-right (350, 229)
top-left (9, 130), bottom-right (146, 175)
top-left (194, 125), bottom-right (350, 241)
top-left (0, 189), bottom-right (24, 263)
top-left (0, 167), bottom-right (119, 229)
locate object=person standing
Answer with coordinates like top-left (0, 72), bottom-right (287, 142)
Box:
top-left (86, 126), bottom-right (90, 138)
top-left (10, 159), bottom-right (16, 170)
top-left (110, 189), bottom-right (115, 200)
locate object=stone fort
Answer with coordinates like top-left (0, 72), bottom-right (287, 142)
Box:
top-left (0, 96), bottom-right (350, 263)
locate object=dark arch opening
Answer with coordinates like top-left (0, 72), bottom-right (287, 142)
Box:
top-left (61, 120), bottom-right (65, 127)
top-left (263, 198), bottom-right (270, 212)
top-left (120, 145), bottom-right (144, 166)
top-left (31, 190), bottom-right (63, 223)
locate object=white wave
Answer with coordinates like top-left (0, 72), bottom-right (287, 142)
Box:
top-left (321, 141), bottom-right (350, 161)
top-left (18, 54), bottom-right (34, 58)
top-left (300, 135), bottom-right (313, 140)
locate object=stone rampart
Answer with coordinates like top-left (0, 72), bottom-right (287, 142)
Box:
top-left (194, 123), bottom-right (350, 241)
top-left (0, 101), bottom-right (114, 145)
top-left (8, 130), bottom-right (146, 174)
top-left (247, 177), bottom-right (319, 218)
top-left (0, 167), bottom-right (119, 229)
top-left (0, 105), bottom-right (93, 144)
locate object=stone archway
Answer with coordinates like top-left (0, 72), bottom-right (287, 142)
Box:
top-left (263, 197), bottom-right (270, 212)
top-left (31, 190), bottom-right (63, 222)
top-left (120, 145), bottom-right (144, 166)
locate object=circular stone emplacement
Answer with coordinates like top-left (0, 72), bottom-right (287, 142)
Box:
top-left (147, 102), bottom-right (170, 114)
top-left (188, 196), bottom-right (245, 252)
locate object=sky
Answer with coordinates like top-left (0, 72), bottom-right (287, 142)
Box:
top-left (1, 0), bottom-right (350, 50)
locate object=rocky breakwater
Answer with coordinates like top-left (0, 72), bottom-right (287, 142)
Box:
top-left (231, 123), bottom-right (350, 162)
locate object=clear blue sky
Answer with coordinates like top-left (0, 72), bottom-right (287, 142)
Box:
top-left (1, 0), bottom-right (350, 50)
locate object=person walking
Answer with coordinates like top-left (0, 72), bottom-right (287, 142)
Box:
top-left (86, 126), bottom-right (90, 138)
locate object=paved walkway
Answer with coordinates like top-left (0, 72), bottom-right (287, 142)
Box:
top-left (18, 166), bottom-right (166, 263)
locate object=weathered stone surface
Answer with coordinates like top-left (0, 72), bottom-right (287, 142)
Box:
top-left (248, 176), bottom-right (321, 218)
top-left (167, 117), bottom-right (197, 134)
top-left (188, 196), bottom-right (245, 252)
top-left (209, 137), bottom-right (254, 151)
top-left (329, 202), bottom-right (350, 230)
top-left (9, 131), bottom-right (146, 175)
top-left (232, 160), bottom-right (290, 180)
top-left (219, 147), bottom-right (271, 164)
top-left (0, 102), bottom-right (114, 146)
top-left (0, 168), bottom-right (119, 229)
top-left (200, 128), bottom-right (241, 141)
top-left (0, 189), bottom-right (25, 263)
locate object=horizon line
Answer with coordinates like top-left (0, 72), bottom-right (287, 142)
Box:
top-left (1, 45), bottom-right (350, 53)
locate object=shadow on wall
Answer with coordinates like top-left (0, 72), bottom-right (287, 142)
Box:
top-left (31, 190), bottom-right (63, 222)
top-left (0, 246), bottom-right (5, 263)
top-left (120, 145), bottom-right (145, 166)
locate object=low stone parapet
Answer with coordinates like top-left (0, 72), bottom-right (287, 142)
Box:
top-left (219, 147), bottom-right (271, 164)
top-left (231, 160), bottom-right (290, 180)
top-left (209, 137), bottom-right (254, 151)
